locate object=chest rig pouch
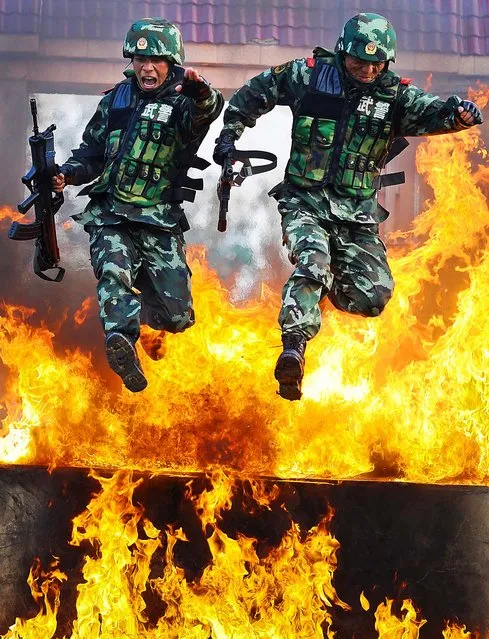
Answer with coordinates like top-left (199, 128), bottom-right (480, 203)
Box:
top-left (89, 73), bottom-right (210, 209)
top-left (286, 58), bottom-right (344, 187)
top-left (286, 56), bottom-right (403, 199)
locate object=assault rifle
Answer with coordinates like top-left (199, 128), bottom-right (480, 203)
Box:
top-left (8, 98), bottom-right (65, 282)
top-left (216, 149), bottom-right (277, 233)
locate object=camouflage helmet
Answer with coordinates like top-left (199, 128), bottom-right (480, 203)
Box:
top-left (123, 18), bottom-right (185, 65)
top-left (335, 13), bottom-right (397, 63)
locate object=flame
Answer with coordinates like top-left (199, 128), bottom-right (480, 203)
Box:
top-left (0, 205), bottom-right (22, 223)
top-left (73, 297), bottom-right (95, 326)
top-left (1, 471), bottom-right (349, 638)
top-left (443, 625), bottom-right (474, 639)
top-left (2, 471), bottom-right (483, 638)
top-left (3, 557), bottom-right (66, 637)
top-left (374, 598), bottom-right (427, 638)
top-left (0, 471), bottom-right (345, 638)
top-left (0, 100), bottom-right (488, 482)
top-left (360, 590), bottom-right (371, 611)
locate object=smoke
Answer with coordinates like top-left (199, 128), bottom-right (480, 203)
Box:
top-left (31, 94), bottom-right (292, 301)
top-left (0, 94), bottom-right (294, 356)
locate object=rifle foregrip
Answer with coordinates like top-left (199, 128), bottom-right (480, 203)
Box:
top-left (18, 190), bottom-right (40, 214)
top-left (218, 218), bottom-right (227, 233)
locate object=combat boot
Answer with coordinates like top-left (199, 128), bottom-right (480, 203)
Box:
top-left (274, 332), bottom-right (307, 401)
top-left (105, 332), bottom-right (148, 393)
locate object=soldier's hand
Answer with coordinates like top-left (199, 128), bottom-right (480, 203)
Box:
top-left (456, 100), bottom-right (483, 126)
top-left (213, 131), bottom-right (237, 165)
top-left (52, 173), bottom-right (66, 193)
top-left (176, 67), bottom-right (212, 100)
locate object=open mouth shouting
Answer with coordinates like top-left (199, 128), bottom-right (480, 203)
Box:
top-left (141, 76), bottom-right (157, 90)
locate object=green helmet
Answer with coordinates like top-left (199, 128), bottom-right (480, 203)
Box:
top-left (335, 13), bottom-right (397, 63)
top-left (123, 18), bottom-right (185, 65)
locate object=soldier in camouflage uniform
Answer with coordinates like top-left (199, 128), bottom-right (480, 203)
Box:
top-left (213, 12), bottom-right (483, 401)
top-left (53, 18), bottom-right (224, 392)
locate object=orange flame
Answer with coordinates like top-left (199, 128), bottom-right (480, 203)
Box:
top-left (2, 471), bottom-right (483, 638)
top-left (3, 557), bottom-right (66, 637)
top-left (0, 109), bottom-right (488, 483)
top-left (73, 297), bottom-right (95, 326)
top-left (1, 471), bottom-right (350, 638)
top-left (374, 598), bottom-right (427, 638)
top-left (0, 205), bottom-right (22, 223)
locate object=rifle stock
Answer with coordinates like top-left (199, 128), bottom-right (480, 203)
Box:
top-left (8, 99), bottom-right (65, 282)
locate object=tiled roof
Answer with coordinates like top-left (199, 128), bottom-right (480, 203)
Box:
top-left (1, 0), bottom-right (488, 56)
top-left (0, 0), bottom-right (40, 34)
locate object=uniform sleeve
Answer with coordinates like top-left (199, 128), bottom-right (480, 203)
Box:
top-left (186, 85), bottom-right (225, 134)
top-left (394, 85), bottom-right (465, 137)
top-left (60, 93), bottom-right (111, 186)
top-left (221, 59), bottom-right (309, 139)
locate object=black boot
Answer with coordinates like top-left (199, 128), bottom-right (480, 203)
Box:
top-left (274, 332), bottom-right (307, 401)
top-left (105, 332), bottom-right (148, 393)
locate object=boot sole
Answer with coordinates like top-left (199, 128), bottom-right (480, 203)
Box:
top-left (106, 334), bottom-right (148, 393)
top-left (277, 382), bottom-right (302, 401)
top-left (274, 352), bottom-right (303, 401)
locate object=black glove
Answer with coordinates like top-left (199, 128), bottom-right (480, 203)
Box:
top-left (179, 75), bottom-right (212, 101)
top-left (213, 131), bottom-right (237, 165)
top-left (455, 100), bottom-right (484, 126)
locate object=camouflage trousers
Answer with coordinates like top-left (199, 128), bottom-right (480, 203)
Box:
top-left (86, 223), bottom-right (194, 340)
top-left (277, 193), bottom-right (394, 340)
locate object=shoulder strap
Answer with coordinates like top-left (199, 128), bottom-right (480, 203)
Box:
top-left (310, 58), bottom-right (342, 95)
top-left (107, 79), bottom-right (135, 133)
top-left (230, 149), bottom-right (278, 186)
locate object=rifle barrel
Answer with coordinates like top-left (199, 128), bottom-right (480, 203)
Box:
top-left (30, 98), bottom-right (39, 135)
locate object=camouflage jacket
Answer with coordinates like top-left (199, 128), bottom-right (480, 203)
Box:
top-left (62, 68), bottom-right (223, 231)
top-left (221, 49), bottom-right (470, 222)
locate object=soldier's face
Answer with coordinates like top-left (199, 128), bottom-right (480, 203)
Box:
top-left (133, 55), bottom-right (170, 91)
top-left (344, 54), bottom-right (386, 83)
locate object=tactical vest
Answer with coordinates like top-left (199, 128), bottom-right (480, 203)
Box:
top-left (80, 70), bottom-right (210, 207)
top-left (286, 53), bottom-right (403, 199)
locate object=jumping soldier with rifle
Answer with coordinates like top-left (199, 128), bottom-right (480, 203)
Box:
top-left (213, 12), bottom-right (484, 402)
top-left (50, 18), bottom-right (223, 392)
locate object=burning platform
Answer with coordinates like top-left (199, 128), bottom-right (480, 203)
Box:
top-left (1, 467), bottom-right (489, 637)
